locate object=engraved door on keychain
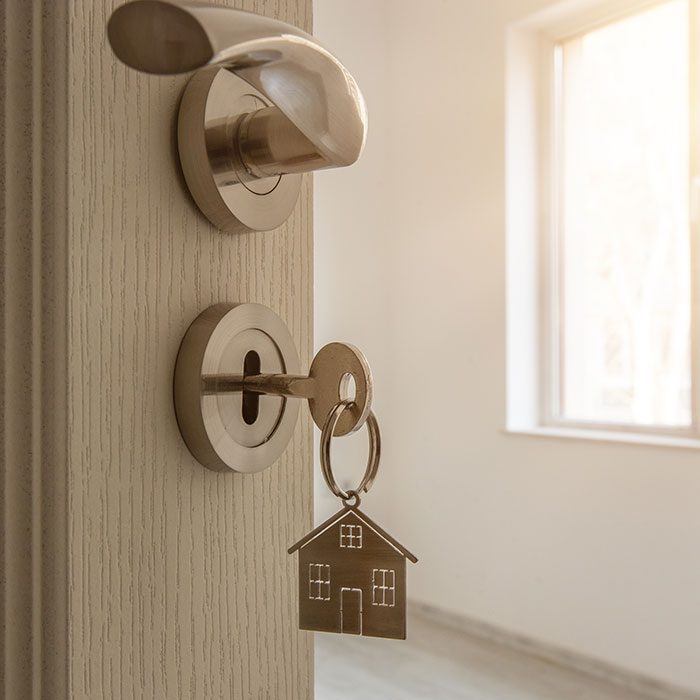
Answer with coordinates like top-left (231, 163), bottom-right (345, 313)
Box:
top-left (289, 400), bottom-right (418, 640)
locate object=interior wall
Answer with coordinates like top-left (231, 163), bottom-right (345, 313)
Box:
top-left (315, 0), bottom-right (700, 694)
top-left (313, 0), bottom-right (394, 522)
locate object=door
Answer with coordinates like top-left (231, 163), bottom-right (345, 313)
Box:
top-left (341, 588), bottom-right (363, 635)
top-left (1, 0), bottom-right (313, 698)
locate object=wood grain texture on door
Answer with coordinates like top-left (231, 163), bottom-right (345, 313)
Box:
top-left (1, 0), bottom-right (314, 698)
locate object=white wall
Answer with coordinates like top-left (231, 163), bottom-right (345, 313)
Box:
top-left (314, 0), bottom-right (700, 694)
top-left (313, 0), bottom-right (396, 524)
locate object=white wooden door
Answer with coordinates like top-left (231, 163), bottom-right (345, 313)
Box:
top-left (1, 0), bottom-right (313, 697)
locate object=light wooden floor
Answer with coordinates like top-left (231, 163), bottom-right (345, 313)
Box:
top-left (315, 608), bottom-right (666, 700)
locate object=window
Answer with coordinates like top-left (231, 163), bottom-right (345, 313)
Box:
top-left (340, 524), bottom-right (362, 549)
top-left (371, 569), bottom-right (395, 607)
top-left (309, 564), bottom-right (330, 601)
top-left (551, 0), bottom-right (693, 432)
top-left (507, 0), bottom-right (700, 440)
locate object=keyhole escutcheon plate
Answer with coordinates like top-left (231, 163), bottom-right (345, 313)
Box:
top-left (174, 303), bottom-right (301, 473)
top-left (174, 303), bottom-right (374, 473)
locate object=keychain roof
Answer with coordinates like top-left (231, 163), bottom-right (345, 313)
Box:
top-left (288, 503), bottom-right (418, 563)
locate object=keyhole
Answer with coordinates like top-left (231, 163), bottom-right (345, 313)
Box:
top-left (242, 350), bottom-right (261, 425)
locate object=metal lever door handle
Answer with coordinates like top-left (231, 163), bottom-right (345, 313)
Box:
top-left (108, 1), bottom-right (367, 233)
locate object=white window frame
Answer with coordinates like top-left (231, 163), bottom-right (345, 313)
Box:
top-left (506, 0), bottom-right (700, 446)
top-left (340, 524), bottom-right (362, 549)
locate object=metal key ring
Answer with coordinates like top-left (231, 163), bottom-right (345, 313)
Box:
top-left (320, 400), bottom-right (381, 501)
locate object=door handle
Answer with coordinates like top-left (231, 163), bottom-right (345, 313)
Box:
top-left (108, 1), bottom-right (367, 233)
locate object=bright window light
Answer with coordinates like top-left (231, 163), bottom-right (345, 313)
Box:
top-left (553, 0), bottom-right (692, 428)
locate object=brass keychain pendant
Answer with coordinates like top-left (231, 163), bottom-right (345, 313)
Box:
top-left (288, 402), bottom-right (418, 640)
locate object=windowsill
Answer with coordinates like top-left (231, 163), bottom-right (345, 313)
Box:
top-left (504, 425), bottom-right (700, 450)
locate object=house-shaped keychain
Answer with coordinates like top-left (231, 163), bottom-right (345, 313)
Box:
top-left (288, 505), bottom-right (418, 640)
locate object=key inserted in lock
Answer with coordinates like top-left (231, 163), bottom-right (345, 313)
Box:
top-left (174, 303), bottom-right (373, 473)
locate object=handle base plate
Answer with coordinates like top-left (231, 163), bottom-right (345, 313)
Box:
top-left (177, 68), bottom-right (302, 234)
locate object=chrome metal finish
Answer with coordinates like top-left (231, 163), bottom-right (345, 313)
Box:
top-left (202, 342), bottom-right (373, 434)
top-left (320, 401), bottom-right (381, 500)
top-left (174, 304), bottom-right (373, 472)
top-left (177, 68), bottom-right (302, 232)
top-left (203, 373), bottom-right (314, 399)
top-left (108, 1), bottom-right (367, 233)
top-left (173, 303), bottom-right (301, 473)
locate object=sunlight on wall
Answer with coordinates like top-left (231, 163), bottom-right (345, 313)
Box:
top-left (317, 0), bottom-right (700, 693)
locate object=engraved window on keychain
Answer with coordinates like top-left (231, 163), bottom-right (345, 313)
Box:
top-left (309, 564), bottom-right (331, 601)
top-left (372, 569), bottom-right (395, 607)
top-left (340, 524), bottom-right (362, 549)
top-left (289, 400), bottom-right (418, 640)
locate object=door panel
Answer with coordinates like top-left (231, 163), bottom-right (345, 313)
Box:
top-left (68, 0), bottom-right (313, 696)
top-left (1, 0), bottom-right (313, 697)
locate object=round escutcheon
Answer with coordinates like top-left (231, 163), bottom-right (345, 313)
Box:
top-left (173, 303), bottom-right (301, 472)
top-left (177, 67), bottom-right (303, 234)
